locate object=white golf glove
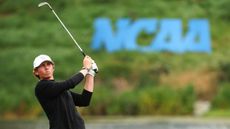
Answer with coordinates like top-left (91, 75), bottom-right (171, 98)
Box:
top-left (91, 60), bottom-right (98, 73)
top-left (87, 60), bottom-right (98, 77)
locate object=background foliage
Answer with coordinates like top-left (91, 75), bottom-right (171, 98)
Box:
top-left (0, 0), bottom-right (230, 119)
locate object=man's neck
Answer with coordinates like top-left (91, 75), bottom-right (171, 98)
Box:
top-left (40, 76), bottom-right (54, 80)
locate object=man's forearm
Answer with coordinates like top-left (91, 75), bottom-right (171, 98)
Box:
top-left (84, 75), bottom-right (94, 92)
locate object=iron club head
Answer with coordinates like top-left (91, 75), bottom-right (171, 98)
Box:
top-left (38, 2), bottom-right (53, 10)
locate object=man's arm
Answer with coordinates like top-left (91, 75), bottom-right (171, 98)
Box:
top-left (84, 74), bottom-right (94, 92)
top-left (70, 89), bottom-right (92, 107)
top-left (36, 72), bottom-right (84, 98)
top-left (71, 74), bottom-right (94, 106)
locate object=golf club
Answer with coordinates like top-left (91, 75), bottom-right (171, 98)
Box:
top-left (38, 2), bottom-right (86, 57)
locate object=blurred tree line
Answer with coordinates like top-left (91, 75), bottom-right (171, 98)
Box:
top-left (0, 0), bottom-right (230, 119)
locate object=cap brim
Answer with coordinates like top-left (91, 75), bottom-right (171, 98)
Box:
top-left (34, 60), bottom-right (54, 69)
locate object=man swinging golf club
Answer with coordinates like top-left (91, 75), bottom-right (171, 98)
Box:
top-left (33, 54), bottom-right (98, 129)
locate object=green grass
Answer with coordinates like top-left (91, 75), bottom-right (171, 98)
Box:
top-left (205, 110), bottom-right (230, 118)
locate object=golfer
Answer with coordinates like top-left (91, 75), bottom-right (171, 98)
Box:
top-left (33, 54), bottom-right (98, 129)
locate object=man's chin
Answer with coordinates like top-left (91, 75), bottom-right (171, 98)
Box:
top-left (42, 75), bottom-right (53, 80)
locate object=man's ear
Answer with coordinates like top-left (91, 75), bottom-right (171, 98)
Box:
top-left (33, 69), bottom-right (39, 76)
top-left (33, 69), bottom-right (40, 79)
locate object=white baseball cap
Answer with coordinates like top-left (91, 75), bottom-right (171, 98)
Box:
top-left (33, 54), bottom-right (54, 69)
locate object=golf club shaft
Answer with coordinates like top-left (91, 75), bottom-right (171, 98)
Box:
top-left (39, 2), bottom-right (86, 57)
top-left (51, 10), bottom-right (86, 57)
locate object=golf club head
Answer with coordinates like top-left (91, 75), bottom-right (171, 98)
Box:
top-left (38, 2), bottom-right (52, 10)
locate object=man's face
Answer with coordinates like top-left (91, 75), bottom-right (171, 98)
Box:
top-left (34, 61), bottom-right (54, 80)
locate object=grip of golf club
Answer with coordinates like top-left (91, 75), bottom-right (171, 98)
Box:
top-left (81, 51), bottom-right (86, 57)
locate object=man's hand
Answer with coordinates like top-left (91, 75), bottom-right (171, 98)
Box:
top-left (91, 60), bottom-right (98, 73)
top-left (87, 60), bottom-right (98, 77)
top-left (83, 56), bottom-right (92, 70)
top-left (82, 56), bottom-right (98, 77)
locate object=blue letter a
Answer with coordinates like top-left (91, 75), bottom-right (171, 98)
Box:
top-left (184, 19), bottom-right (211, 53)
